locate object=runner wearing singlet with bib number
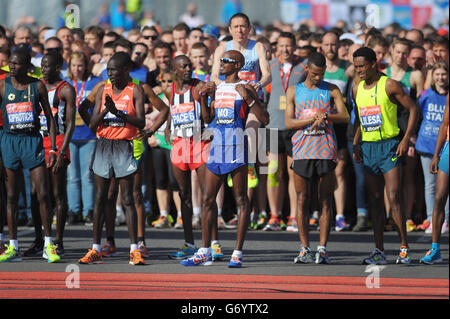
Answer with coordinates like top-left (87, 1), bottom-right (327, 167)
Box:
top-left (352, 47), bottom-right (418, 266)
top-left (0, 50), bottom-right (60, 264)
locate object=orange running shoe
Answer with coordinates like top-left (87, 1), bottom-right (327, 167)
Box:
top-left (139, 242), bottom-right (150, 258)
top-left (78, 249), bottom-right (103, 264)
top-left (129, 249), bottom-right (145, 265)
top-left (100, 241), bottom-right (118, 257)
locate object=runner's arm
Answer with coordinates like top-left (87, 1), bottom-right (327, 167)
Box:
top-left (142, 83), bottom-right (169, 133)
top-left (89, 84), bottom-right (108, 131)
top-left (38, 81), bottom-right (56, 150)
top-left (78, 80), bottom-right (105, 129)
top-left (284, 85), bottom-right (317, 130)
top-left (241, 83), bottom-right (269, 125)
top-left (387, 78), bottom-right (418, 157)
top-left (210, 43), bottom-right (226, 85)
top-left (59, 84), bottom-right (76, 155)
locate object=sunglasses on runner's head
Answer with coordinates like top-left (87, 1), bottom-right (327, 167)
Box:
top-left (220, 58), bottom-right (238, 64)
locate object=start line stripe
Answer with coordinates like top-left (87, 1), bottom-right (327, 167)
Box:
top-left (0, 272), bottom-right (448, 299)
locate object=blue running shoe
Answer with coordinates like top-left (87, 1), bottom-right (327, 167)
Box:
top-left (211, 243), bottom-right (224, 261)
top-left (335, 216), bottom-right (350, 232)
top-left (169, 244), bottom-right (197, 260)
top-left (228, 255), bottom-right (242, 268)
top-left (420, 249), bottom-right (443, 265)
top-left (363, 249), bottom-right (387, 265)
top-left (180, 251), bottom-right (212, 266)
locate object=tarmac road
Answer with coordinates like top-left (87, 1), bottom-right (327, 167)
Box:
top-left (1, 224), bottom-right (448, 279)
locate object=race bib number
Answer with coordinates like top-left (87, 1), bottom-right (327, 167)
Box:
top-left (6, 102), bottom-right (36, 131)
top-left (103, 101), bottom-right (128, 127)
top-left (238, 71), bottom-right (256, 81)
top-left (302, 108), bottom-right (325, 136)
top-left (215, 92), bottom-right (236, 125)
top-left (103, 111), bottom-right (127, 127)
top-left (171, 102), bottom-right (195, 130)
top-left (360, 105), bottom-right (383, 132)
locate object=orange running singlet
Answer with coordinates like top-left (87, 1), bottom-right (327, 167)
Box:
top-left (97, 82), bottom-right (137, 140)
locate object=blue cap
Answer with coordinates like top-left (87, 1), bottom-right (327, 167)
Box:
top-left (202, 24), bottom-right (219, 39)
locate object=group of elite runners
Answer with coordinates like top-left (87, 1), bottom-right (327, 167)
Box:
top-left (0, 12), bottom-right (448, 267)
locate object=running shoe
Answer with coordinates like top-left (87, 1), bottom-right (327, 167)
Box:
top-left (335, 215), bottom-right (350, 232)
top-left (416, 219), bottom-right (430, 231)
top-left (352, 215), bottom-right (369, 232)
top-left (425, 222), bottom-right (433, 234)
top-left (280, 219), bottom-right (287, 231)
top-left (43, 243), bottom-right (61, 263)
top-left (315, 247), bottom-right (330, 264)
top-left (100, 241), bottom-right (118, 257)
top-left (23, 239), bottom-right (44, 257)
top-left (169, 244), bottom-right (197, 260)
top-left (286, 217), bottom-right (298, 232)
top-left (249, 212), bottom-right (258, 230)
top-left (420, 248), bottom-right (443, 265)
top-left (224, 215), bottom-right (238, 229)
top-left (384, 217), bottom-right (396, 231)
top-left (396, 246), bottom-right (411, 264)
top-left (78, 249), bottom-right (103, 264)
top-left (139, 242), bottom-right (150, 258)
top-left (0, 241), bottom-right (6, 255)
top-left (294, 247), bottom-right (313, 264)
top-left (180, 251), bottom-right (212, 266)
top-left (211, 242), bottom-right (224, 261)
top-left (228, 255), bottom-right (242, 268)
top-left (248, 165), bottom-right (259, 189)
top-left (54, 241), bottom-right (65, 257)
top-left (309, 217), bottom-right (319, 230)
top-left (217, 216), bottom-right (226, 230)
top-left (406, 219), bottom-right (417, 232)
top-left (263, 215), bottom-right (281, 231)
top-left (153, 215), bottom-right (172, 228)
top-left (255, 212), bottom-right (268, 230)
top-left (192, 215), bottom-right (201, 230)
top-left (129, 249), bottom-right (145, 265)
top-left (174, 217), bottom-right (183, 229)
top-left (363, 249), bottom-right (387, 265)
top-left (0, 245), bottom-right (21, 263)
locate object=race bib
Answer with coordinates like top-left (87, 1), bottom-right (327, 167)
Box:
top-left (103, 111), bottom-right (128, 127)
top-left (302, 108), bottom-right (325, 136)
top-left (103, 101), bottom-right (128, 127)
top-left (215, 92), bottom-right (236, 125)
top-left (6, 102), bottom-right (36, 132)
top-left (360, 105), bottom-right (383, 132)
top-left (171, 102), bottom-right (195, 130)
top-left (39, 107), bottom-right (58, 134)
top-left (238, 71), bottom-right (256, 81)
